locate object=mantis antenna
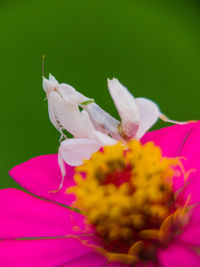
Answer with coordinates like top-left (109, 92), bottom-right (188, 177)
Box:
top-left (42, 54), bottom-right (46, 77)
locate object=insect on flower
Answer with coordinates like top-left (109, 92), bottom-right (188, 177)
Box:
top-left (43, 75), bottom-right (187, 191)
top-left (6, 121), bottom-right (200, 266)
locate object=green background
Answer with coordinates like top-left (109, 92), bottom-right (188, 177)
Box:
top-left (1, 0), bottom-right (200, 189)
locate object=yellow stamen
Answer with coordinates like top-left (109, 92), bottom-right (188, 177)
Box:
top-left (139, 229), bottom-right (159, 240)
top-left (106, 252), bottom-right (139, 264)
top-left (128, 241), bottom-right (144, 255)
top-left (159, 213), bottom-right (174, 242)
top-left (67, 140), bottom-right (191, 264)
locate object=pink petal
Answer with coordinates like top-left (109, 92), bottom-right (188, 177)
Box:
top-left (9, 154), bottom-right (76, 206)
top-left (178, 120), bottom-right (200, 182)
top-left (173, 121), bottom-right (200, 204)
top-left (59, 253), bottom-right (124, 267)
top-left (158, 243), bottom-right (200, 267)
top-left (141, 122), bottom-right (197, 158)
top-left (189, 203), bottom-right (200, 224)
top-left (142, 121), bottom-right (200, 204)
top-left (0, 188), bottom-right (84, 239)
top-left (0, 238), bottom-right (100, 267)
top-left (106, 263), bottom-right (126, 267)
top-left (181, 174), bottom-right (200, 205)
top-left (178, 204), bottom-right (200, 246)
top-left (179, 224), bottom-right (200, 247)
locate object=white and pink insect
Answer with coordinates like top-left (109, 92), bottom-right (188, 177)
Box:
top-left (43, 74), bottom-right (184, 191)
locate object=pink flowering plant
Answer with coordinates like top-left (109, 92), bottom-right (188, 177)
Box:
top-left (1, 76), bottom-right (200, 267)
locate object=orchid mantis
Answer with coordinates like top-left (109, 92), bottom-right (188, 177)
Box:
top-left (43, 74), bottom-right (185, 191)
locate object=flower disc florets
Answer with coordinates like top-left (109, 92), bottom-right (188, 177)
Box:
top-left (68, 141), bottom-right (189, 265)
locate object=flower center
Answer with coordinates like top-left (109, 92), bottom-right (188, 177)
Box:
top-left (68, 141), bottom-right (190, 265)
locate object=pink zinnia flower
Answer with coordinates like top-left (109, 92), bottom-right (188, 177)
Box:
top-left (1, 121), bottom-right (200, 266)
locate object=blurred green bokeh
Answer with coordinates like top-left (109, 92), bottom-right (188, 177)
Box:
top-left (1, 0), bottom-right (200, 189)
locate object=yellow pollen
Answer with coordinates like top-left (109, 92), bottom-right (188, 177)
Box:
top-left (67, 140), bottom-right (190, 265)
